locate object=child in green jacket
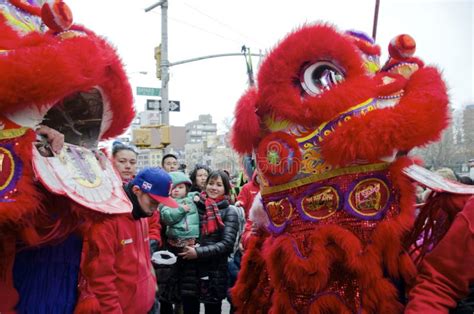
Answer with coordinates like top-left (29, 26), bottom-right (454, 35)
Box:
top-left (160, 171), bottom-right (200, 252)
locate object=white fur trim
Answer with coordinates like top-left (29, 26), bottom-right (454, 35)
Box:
top-left (6, 103), bottom-right (54, 129)
top-left (249, 193), bottom-right (270, 228)
top-left (97, 86), bottom-right (112, 139)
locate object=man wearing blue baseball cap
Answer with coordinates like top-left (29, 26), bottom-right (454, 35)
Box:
top-left (128, 167), bottom-right (179, 217)
top-left (78, 167), bottom-right (178, 314)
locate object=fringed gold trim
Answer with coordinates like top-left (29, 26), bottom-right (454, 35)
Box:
top-left (0, 127), bottom-right (28, 140)
top-left (262, 163), bottom-right (389, 195)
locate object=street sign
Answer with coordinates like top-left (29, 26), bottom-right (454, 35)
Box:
top-left (137, 86), bottom-right (160, 96)
top-left (146, 99), bottom-right (161, 110)
top-left (145, 100), bottom-right (180, 112)
top-left (169, 100), bottom-right (180, 112)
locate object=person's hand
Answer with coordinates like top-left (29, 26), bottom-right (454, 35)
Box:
top-left (251, 223), bottom-right (263, 236)
top-left (182, 204), bottom-right (190, 212)
top-left (178, 245), bottom-right (198, 260)
top-left (193, 195), bottom-right (200, 202)
top-left (36, 125), bottom-right (64, 154)
top-left (235, 201), bottom-right (242, 207)
top-left (149, 239), bottom-right (160, 253)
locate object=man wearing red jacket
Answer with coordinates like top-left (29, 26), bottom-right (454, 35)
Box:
top-left (406, 194), bottom-right (474, 313)
top-left (78, 167), bottom-right (178, 313)
top-left (235, 172), bottom-right (260, 218)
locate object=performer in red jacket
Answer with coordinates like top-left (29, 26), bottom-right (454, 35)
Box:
top-left (406, 189), bottom-right (474, 313)
top-left (235, 172), bottom-right (260, 218)
top-left (78, 168), bottom-right (178, 313)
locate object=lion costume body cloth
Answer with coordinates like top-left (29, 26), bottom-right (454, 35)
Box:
top-left (0, 0), bottom-right (134, 312)
top-left (230, 24), bottom-right (450, 313)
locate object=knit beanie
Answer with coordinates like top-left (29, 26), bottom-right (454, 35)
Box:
top-left (169, 171), bottom-right (192, 188)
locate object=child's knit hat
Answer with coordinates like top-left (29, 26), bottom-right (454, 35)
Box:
top-left (169, 171), bottom-right (192, 188)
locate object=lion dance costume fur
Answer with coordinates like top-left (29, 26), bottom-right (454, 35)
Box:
top-left (0, 0), bottom-right (134, 312)
top-left (230, 23), bottom-right (451, 313)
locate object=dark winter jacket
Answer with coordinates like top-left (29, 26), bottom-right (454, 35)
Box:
top-left (179, 198), bottom-right (239, 303)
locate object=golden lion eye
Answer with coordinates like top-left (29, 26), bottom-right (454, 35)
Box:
top-left (300, 61), bottom-right (345, 96)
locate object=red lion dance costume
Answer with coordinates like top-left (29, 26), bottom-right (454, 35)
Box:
top-left (0, 0), bottom-right (134, 312)
top-left (231, 24), bottom-right (452, 313)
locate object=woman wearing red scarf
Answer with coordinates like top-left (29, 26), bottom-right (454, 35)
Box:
top-left (178, 170), bottom-right (239, 314)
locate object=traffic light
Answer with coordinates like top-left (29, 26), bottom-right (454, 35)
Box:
top-left (132, 128), bottom-right (151, 147)
top-left (132, 125), bottom-right (171, 148)
top-left (159, 125), bottom-right (171, 145)
top-left (154, 44), bottom-right (161, 80)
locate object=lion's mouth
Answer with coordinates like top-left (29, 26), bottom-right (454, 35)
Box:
top-left (41, 88), bottom-right (105, 149)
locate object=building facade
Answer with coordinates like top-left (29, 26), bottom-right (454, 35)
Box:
top-left (131, 108), bottom-right (186, 170)
top-left (463, 104), bottom-right (474, 155)
top-left (185, 114), bottom-right (217, 144)
top-left (184, 132), bottom-right (240, 176)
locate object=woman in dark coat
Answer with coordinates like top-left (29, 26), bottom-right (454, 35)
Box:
top-left (189, 164), bottom-right (211, 193)
top-left (178, 170), bottom-right (239, 314)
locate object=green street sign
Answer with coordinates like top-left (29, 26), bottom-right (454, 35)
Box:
top-left (136, 86), bottom-right (160, 96)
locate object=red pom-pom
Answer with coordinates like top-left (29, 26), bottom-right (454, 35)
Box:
top-left (231, 88), bottom-right (261, 154)
top-left (41, 0), bottom-right (73, 32)
top-left (388, 34), bottom-right (416, 60)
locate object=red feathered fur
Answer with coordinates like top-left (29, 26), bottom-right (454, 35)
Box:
top-left (234, 158), bottom-right (418, 313)
top-left (0, 8), bottom-right (135, 311)
top-left (256, 24), bottom-right (370, 127)
top-left (230, 235), bottom-right (272, 314)
top-left (321, 67), bottom-right (449, 166)
top-left (231, 87), bottom-right (261, 154)
top-left (233, 158), bottom-right (415, 313)
top-left (0, 21), bottom-right (134, 139)
top-left (0, 15), bottom-right (23, 48)
top-left (0, 130), bottom-right (41, 224)
top-left (231, 22), bottom-right (448, 313)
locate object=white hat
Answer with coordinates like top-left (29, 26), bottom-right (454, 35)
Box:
top-left (152, 250), bottom-right (177, 265)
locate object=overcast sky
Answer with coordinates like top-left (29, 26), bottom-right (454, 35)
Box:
top-left (68, 0), bottom-right (473, 133)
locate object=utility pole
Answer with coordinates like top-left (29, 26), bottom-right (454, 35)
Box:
top-left (145, 0), bottom-right (169, 126)
top-left (372, 0), bottom-right (381, 40)
top-left (147, 0), bottom-right (262, 126)
top-left (241, 45), bottom-right (255, 87)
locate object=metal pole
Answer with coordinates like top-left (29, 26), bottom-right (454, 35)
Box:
top-left (144, 1), bottom-right (164, 13)
top-left (372, 0), bottom-right (381, 40)
top-left (241, 46), bottom-right (255, 87)
top-left (160, 0), bottom-right (169, 126)
top-left (169, 52), bottom-right (262, 67)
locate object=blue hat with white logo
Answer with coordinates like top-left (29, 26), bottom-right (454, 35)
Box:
top-left (131, 167), bottom-right (178, 208)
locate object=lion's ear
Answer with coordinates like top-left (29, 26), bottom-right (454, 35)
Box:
top-left (231, 87), bottom-right (261, 154)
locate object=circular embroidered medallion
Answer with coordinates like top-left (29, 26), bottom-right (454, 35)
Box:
top-left (0, 145), bottom-right (22, 197)
top-left (347, 178), bottom-right (390, 219)
top-left (256, 132), bottom-right (301, 185)
top-left (300, 186), bottom-right (340, 220)
top-left (265, 198), bottom-right (293, 232)
top-left (63, 146), bottom-right (102, 188)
